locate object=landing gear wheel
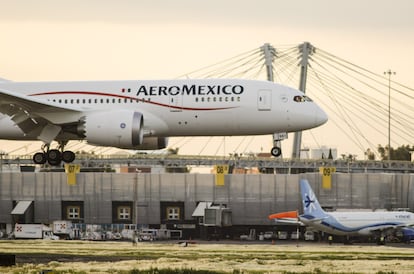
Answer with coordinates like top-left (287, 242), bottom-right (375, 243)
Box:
top-left (62, 151), bottom-right (76, 163)
top-left (33, 152), bottom-right (47, 164)
top-left (47, 149), bottom-right (62, 166)
top-left (271, 146), bottom-right (282, 157)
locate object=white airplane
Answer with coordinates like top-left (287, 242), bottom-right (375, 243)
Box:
top-left (269, 179), bottom-right (414, 241)
top-left (0, 78), bottom-right (327, 165)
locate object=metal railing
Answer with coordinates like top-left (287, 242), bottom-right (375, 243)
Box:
top-left (1, 154), bottom-right (413, 173)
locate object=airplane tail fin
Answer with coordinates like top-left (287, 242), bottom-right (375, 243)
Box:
top-left (300, 179), bottom-right (326, 219)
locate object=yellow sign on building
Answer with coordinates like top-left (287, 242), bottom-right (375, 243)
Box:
top-left (214, 165), bottom-right (229, 186)
top-left (319, 166), bottom-right (336, 189)
top-left (64, 164), bottom-right (81, 185)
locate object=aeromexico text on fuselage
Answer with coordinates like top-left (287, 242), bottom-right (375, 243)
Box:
top-left (135, 84), bottom-right (244, 96)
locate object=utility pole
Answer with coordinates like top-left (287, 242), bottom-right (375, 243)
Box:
top-left (291, 42), bottom-right (314, 159)
top-left (384, 69), bottom-right (396, 161)
top-left (0, 151), bottom-right (6, 173)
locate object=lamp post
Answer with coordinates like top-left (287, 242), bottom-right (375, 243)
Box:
top-left (384, 69), bottom-right (395, 161)
top-left (0, 151), bottom-right (6, 173)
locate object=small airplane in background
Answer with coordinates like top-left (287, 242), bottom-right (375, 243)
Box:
top-left (0, 78), bottom-right (327, 165)
top-left (269, 179), bottom-right (414, 243)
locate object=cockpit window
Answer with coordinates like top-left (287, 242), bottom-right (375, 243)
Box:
top-left (293, 95), bottom-right (313, 102)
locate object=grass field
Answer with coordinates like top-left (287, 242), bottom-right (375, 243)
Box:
top-left (1, 240), bottom-right (414, 273)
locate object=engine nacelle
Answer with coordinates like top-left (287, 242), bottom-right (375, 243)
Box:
top-left (83, 110), bottom-right (144, 149)
top-left (136, 137), bottom-right (169, 150)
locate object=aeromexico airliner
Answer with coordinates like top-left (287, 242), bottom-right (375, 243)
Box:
top-left (269, 179), bottom-right (414, 240)
top-left (0, 78), bottom-right (327, 165)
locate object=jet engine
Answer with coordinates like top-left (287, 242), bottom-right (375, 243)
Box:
top-left (82, 110), bottom-right (144, 148)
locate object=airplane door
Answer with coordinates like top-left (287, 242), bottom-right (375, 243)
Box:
top-left (257, 89), bottom-right (272, 111)
top-left (169, 94), bottom-right (183, 112)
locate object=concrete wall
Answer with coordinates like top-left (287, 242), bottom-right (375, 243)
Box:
top-left (1, 172), bottom-right (413, 225)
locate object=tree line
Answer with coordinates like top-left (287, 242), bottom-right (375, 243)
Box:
top-left (365, 145), bottom-right (414, 161)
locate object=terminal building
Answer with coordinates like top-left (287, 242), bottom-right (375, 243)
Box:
top-left (1, 171), bottom-right (413, 239)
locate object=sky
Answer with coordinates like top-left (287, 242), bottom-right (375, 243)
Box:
top-left (1, 0), bottom-right (413, 159)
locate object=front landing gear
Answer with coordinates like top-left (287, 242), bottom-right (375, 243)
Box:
top-left (271, 132), bottom-right (287, 157)
top-left (271, 146), bottom-right (282, 157)
top-left (33, 142), bottom-right (76, 166)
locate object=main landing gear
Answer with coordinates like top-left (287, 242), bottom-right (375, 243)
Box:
top-left (33, 142), bottom-right (76, 166)
top-left (270, 132), bottom-right (287, 157)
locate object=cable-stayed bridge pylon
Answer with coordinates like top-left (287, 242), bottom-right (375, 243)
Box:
top-left (177, 42), bottom-right (414, 160)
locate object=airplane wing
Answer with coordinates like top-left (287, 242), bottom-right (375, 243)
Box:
top-left (0, 87), bottom-right (83, 143)
top-left (272, 218), bottom-right (303, 225)
top-left (298, 216), bottom-right (328, 225)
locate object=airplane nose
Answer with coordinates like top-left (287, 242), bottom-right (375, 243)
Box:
top-left (315, 107), bottom-right (328, 127)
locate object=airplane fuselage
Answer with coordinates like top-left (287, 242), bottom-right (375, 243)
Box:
top-left (0, 79), bottom-right (327, 147)
top-left (271, 179), bottom-right (414, 240)
top-left (300, 208), bottom-right (414, 236)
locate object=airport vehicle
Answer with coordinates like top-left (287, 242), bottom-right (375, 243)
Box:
top-left (291, 231), bottom-right (300, 240)
top-left (263, 231), bottom-right (275, 240)
top-left (13, 224), bottom-right (59, 240)
top-left (277, 231), bottom-right (288, 240)
top-left (304, 230), bottom-right (315, 241)
top-left (138, 228), bottom-right (182, 241)
top-left (0, 78), bottom-right (327, 165)
top-left (269, 179), bottom-right (414, 242)
top-left (53, 220), bottom-right (75, 239)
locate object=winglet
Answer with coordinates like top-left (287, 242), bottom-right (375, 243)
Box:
top-left (300, 179), bottom-right (326, 218)
top-left (268, 210), bottom-right (298, 220)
